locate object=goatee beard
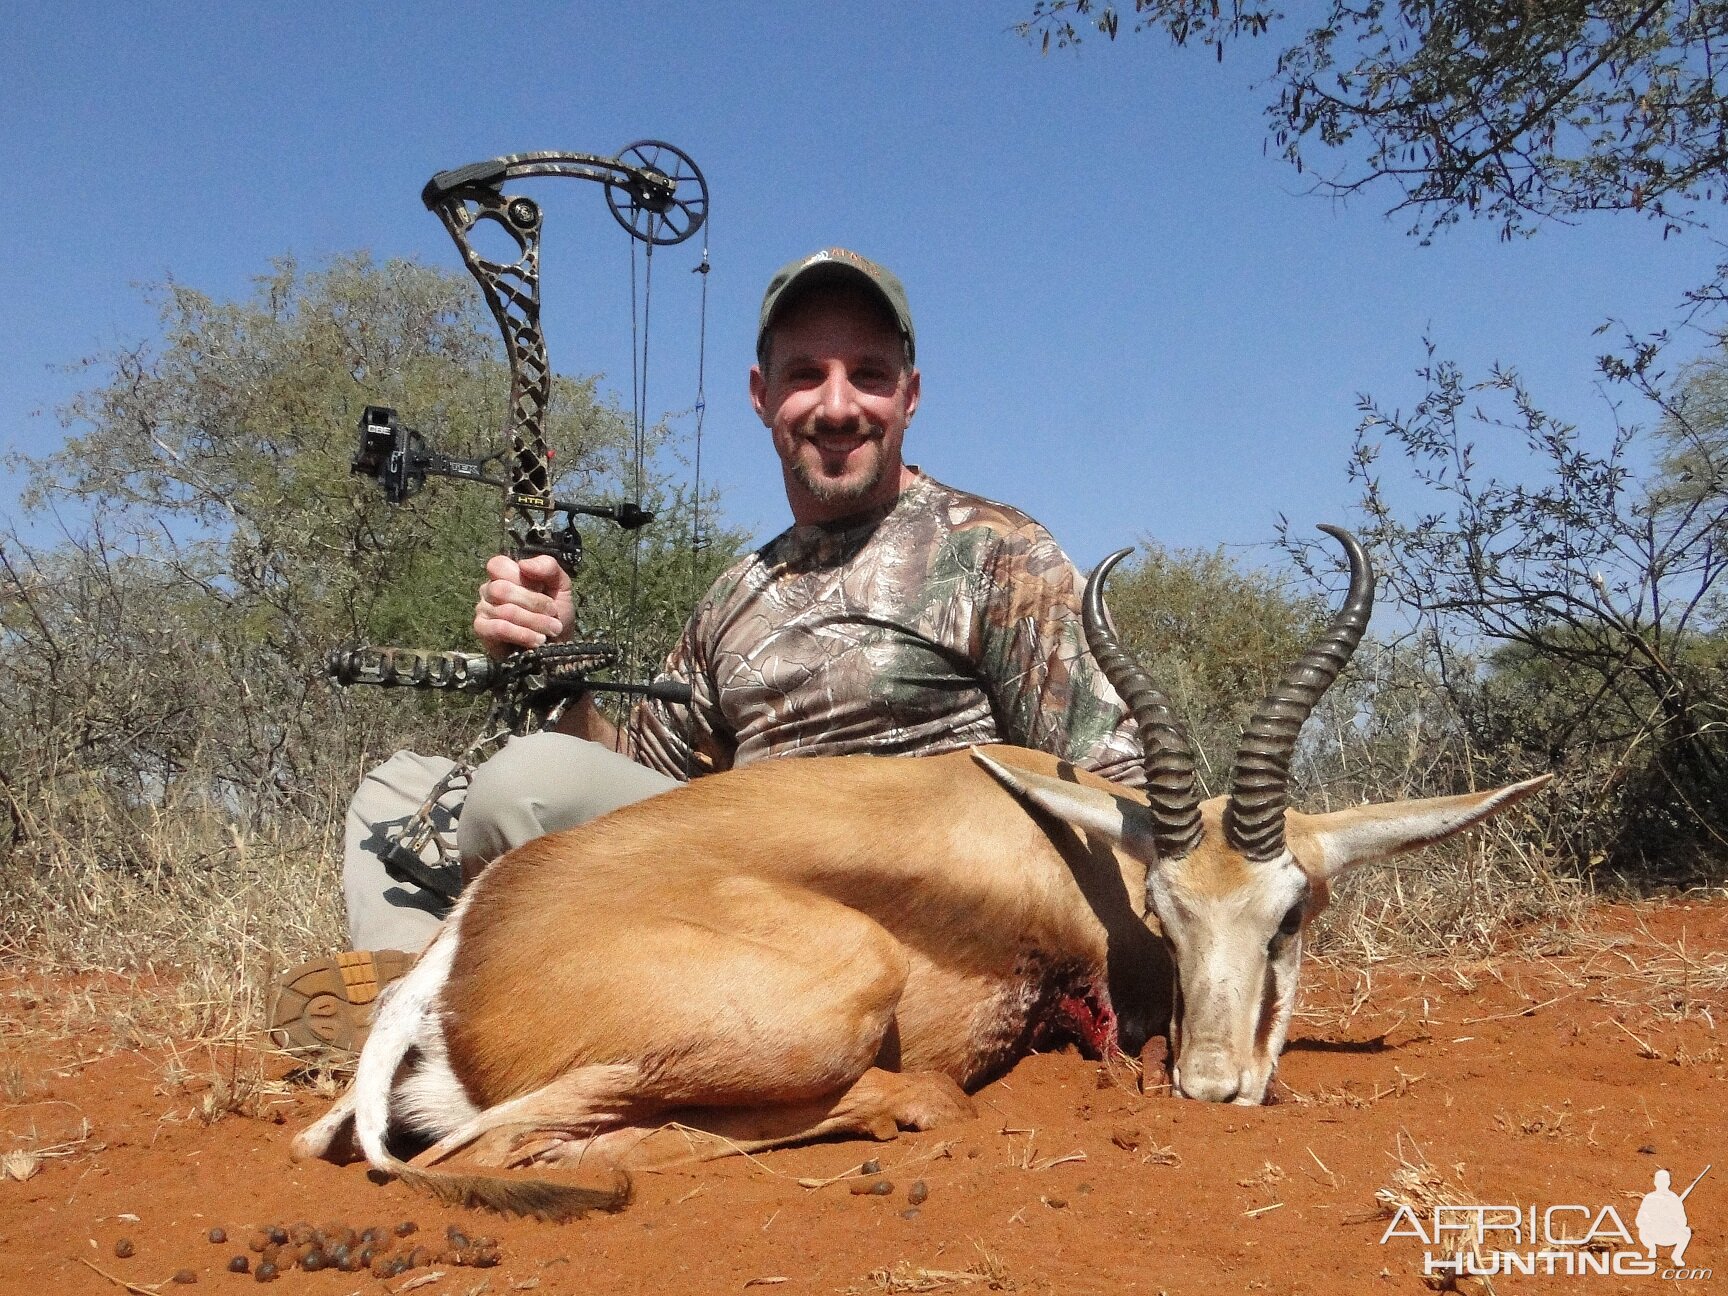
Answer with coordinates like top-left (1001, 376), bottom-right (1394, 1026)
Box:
top-left (794, 454), bottom-right (884, 506)
top-left (793, 418), bottom-right (885, 506)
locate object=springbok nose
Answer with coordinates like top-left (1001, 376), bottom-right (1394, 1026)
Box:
top-left (1173, 1053), bottom-right (1241, 1103)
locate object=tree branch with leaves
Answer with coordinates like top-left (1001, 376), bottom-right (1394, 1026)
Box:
top-left (1019, 1), bottom-right (1728, 240)
top-left (1300, 339), bottom-right (1728, 876)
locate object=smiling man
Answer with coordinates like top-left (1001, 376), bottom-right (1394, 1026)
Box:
top-left (752, 252), bottom-right (920, 523)
top-left (273, 249), bottom-right (1145, 1050)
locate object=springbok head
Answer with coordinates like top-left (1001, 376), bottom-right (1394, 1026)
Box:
top-left (976, 526), bottom-right (1549, 1104)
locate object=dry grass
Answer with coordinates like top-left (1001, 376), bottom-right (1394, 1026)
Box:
top-left (848, 1244), bottom-right (1017, 1293)
top-left (1311, 817), bottom-right (1594, 964)
top-left (1567, 912), bottom-right (1728, 1026)
top-left (1295, 888), bottom-right (1727, 1063)
top-left (0, 790), bottom-right (345, 1041)
top-left (1, 1120), bottom-right (100, 1184)
top-left (998, 1128), bottom-right (1086, 1173)
top-left (1367, 1132), bottom-right (1485, 1265)
top-left (1493, 1100), bottom-right (1576, 1140)
top-left (157, 1037), bottom-right (300, 1125)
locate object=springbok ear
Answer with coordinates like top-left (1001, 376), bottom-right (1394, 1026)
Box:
top-left (970, 749), bottom-right (1160, 861)
top-left (1300, 774), bottom-right (1551, 880)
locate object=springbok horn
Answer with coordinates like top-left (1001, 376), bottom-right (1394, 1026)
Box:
top-left (1082, 549), bottom-right (1204, 860)
top-left (1223, 525), bottom-right (1374, 862)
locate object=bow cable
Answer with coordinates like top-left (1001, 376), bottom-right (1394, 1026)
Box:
top-left (626, 232), bottom-right (654, 684)
top-left (629, 203), bottom-right (712, 781)
top-left (691, 227), bottom-right (710, 563)
top-left (684, 224), bottom-right (712, 782)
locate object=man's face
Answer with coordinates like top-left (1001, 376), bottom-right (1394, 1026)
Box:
top-left (750, 287), bottom-right (920, 525)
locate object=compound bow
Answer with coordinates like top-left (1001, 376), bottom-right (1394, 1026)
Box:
top-left (328, 141), bottom-right (709, 899)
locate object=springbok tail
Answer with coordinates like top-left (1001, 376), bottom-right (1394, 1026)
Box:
top-left (392, 1162), bottom-right (633, 1222)
top-left (353, 923), bottom-right (463, 1169)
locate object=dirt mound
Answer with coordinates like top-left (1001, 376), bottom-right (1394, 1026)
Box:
top-left (2, 902), bottom-right (1722, 1294)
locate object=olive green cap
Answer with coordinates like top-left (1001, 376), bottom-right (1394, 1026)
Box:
top-left (756, 248), bottom-right (915, 365)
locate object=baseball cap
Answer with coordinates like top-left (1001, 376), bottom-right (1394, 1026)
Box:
top-left (756, 248), bottom-right (915, 365)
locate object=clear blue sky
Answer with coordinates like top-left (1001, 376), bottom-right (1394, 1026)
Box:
top-left (5, 2), bottom-right (1723, 573)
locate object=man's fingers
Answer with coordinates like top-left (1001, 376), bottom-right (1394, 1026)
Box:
top-left (483, 552), bottom-right (523, 583)
top-left (475, 591), bottom-right (563, 639)
top-left (474, 611), bottom-right (550, 651)
top-left (516, 552), bottom-right (569, 592)
top-left (479, 576), bottom-right (560, 620)
top-left (474, 602), bottom-right (559, 656)
top-left (475, 551), bottom-right (573, 658)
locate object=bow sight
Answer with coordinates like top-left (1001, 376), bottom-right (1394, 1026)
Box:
top-left (330, 142), bottom-right (709, 898)
top-left (349, 404), bottom-right (652, 574)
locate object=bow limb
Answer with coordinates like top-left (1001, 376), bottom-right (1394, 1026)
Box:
top-left (425, 182), bottom-right (567, 571)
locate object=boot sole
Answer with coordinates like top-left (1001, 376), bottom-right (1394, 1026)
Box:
top-left (268, 949), bottom-right (416, 1053)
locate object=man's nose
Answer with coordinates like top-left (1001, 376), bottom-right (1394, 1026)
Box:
top-left (813, 365), bottom-right (861, 424)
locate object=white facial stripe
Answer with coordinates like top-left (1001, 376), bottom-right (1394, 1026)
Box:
top-left (1149, 857), bottom-right (1310, 1103)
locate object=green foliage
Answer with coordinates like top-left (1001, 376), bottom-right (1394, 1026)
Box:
top-left (1650, 336), bottom-right (1728, 557)
top-left (3, 252), bottom-right (737, 832)
top-left (31, 254), bottom-right (678, 654)
top-left (1096, 541), bottom-right (1499, 816)
top-left (1332, 340), bottom-right (1728, 880)
top-left (1018, 1), bottom-right (1728, 240)
top-left (1017, 0), bottom-right (1728, 881)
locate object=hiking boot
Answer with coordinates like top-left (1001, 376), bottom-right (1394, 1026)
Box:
top-left (268, 949), bottom-right (416, 1054)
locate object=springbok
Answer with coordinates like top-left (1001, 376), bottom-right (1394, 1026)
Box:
top-left (296, 527), bottom-right (1548, 1218)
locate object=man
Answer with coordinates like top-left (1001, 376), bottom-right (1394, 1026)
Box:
top-left (271, 249), bottom-right (1143, 1050)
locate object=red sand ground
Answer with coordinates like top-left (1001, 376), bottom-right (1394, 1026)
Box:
top-left (2, 901), bottom-right (1722, 1296)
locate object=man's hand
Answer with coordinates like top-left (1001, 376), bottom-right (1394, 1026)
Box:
top-left (473, 553), bottom-right (575, 659)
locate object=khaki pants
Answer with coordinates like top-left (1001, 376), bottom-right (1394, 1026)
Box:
top-left (342, 732), bottom-right (680, 951)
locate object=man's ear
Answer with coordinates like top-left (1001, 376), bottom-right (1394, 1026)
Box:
top-left (749, 364), bottom-right (769, 425)
top-left (903, 367), bottom-right (921, 421)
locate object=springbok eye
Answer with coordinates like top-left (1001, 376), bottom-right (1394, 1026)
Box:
top-left (1275, 902), bottom-right (1304, 940)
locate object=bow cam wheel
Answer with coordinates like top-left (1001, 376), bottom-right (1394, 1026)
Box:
top-left (606, 139), bottom-right (709, 246)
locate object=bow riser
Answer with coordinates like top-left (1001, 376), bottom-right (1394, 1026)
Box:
top-left (429, 187), bottom-right (562, 567)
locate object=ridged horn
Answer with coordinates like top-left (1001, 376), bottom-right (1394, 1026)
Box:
top-left (1224, 525), bottom-right (1374, 861)
top-left (1083, 549), bottom-right (1203, 860)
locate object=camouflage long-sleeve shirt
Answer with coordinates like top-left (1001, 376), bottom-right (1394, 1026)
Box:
top-left (625, 471), bottom-right (1144, 786)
